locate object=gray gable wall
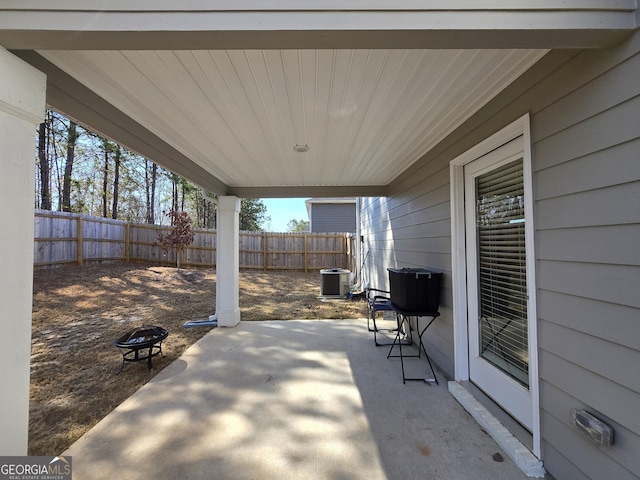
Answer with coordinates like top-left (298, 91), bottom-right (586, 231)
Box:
top-left (310, 203), bottom-right (356, 233)
top-left (360, 30), bottom-right (640, 480)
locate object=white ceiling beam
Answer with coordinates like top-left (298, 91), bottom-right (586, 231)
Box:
top-left (0, 2), bottom-right (637, 50)
top-left (1, 1), bottom-right (636, 10)
top-left (228, 185), bottom-right (386, 199)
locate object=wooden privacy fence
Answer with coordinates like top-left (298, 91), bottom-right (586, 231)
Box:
top-left (33, 210), bottom-right (353, 271)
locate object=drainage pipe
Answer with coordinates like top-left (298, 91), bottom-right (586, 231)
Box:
top-left (202, 188), bottom-right (218, 323)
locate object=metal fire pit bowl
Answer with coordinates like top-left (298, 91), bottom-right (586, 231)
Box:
top-left (114, 325), bottom-right (169, 373)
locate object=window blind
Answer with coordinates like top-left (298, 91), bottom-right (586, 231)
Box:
top-left (475, 158), bottom-right (529, 387)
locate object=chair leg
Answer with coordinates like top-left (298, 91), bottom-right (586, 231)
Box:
top-left (367, 308), bottom-right (377, 332)
top-left (372, 310), bottom-right (401, 347)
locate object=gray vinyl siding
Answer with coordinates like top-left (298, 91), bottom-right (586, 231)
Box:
top-left (532, 34), bottom-right (640, 478)
top-left (360, 29), bottom-right (640, 480)
top-left (310, 203), bottom-right (356, 233)
top-left (360, 161), bottom-right (455, 376)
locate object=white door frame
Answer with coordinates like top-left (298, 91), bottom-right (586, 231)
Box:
top-left (449, 114), bottom-right (541, 458)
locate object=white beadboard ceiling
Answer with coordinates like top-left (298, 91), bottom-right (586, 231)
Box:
top-left (39, 48), bottom-right (546, 192)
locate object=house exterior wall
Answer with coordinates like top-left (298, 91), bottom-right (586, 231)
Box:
top-left (310, 203), bottom-right (356, 233)
top-left (360, 30), bottom-right (640, 480)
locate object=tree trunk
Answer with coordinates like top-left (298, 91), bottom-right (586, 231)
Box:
top-left (112, 145), bottom-right (121, 219)
top-left (205, 199), bottom-right (217, 229)
top-left (61, 120), bottom-right (77, 212)
top-left (150, 163), bottom-right (157, 223)
top-left (181, 180), bottom-right (187, 211)
top-left (145, 161), bottom-right (150, 221)
top-left (37, 119), bottom-right (52, 210)
top-left (102, 142), bottom-right (109, 218)
top-left (145, 161), bottom-right (158, 224)
top-left (171, 176), bottom-right (179, 220)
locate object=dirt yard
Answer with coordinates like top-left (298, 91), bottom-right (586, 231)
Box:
top-left (29, 263), bottom-right (367, 456)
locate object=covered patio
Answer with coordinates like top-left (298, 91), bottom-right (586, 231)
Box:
top-left (2, 4), bottom-right (639, 479)
top-left (63, 319), bottom-right (530, 480)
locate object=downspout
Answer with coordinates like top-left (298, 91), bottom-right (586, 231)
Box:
top-left (355, 197), bottom-right (362, 288)
top-left (183, 188), bottom-right (219, 328)
top-left (204, 189), bottom-right (219, 322)
top-left (201, 188), bottom-right (218, 206)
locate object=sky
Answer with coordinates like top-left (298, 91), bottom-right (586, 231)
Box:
top-left (260, 198), bottom-right (309, 232)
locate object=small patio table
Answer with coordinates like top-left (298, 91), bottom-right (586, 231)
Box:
top-left (386, 304), bottom-right (440, 384)
top-left (114, 325), bottom-right (169, 373)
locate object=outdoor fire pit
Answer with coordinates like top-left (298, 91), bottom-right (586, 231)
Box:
top-left (114, 325), bottom-right (169, 373)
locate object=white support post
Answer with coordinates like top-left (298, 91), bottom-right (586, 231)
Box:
top-left (216, 196), bottom-right (241, 327)
top-left (0, 48), bottom-right (46, 455)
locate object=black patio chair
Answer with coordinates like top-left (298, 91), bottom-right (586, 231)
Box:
top-left (366, 287), bottom-right (403, 346)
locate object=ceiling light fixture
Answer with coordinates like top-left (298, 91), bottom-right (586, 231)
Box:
top-left (293, 144), bottom-right (310, 153)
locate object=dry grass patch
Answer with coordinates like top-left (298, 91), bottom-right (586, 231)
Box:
top-left (30, 263), bottom-right (367, 456)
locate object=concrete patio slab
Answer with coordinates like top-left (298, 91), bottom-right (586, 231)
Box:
top-left (64, 319), bottom-right (531, 480)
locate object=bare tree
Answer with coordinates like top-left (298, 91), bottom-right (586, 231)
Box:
top-left (61, 120), bottom-right (78, 212)
top-left (145, 160), bottom-right (157, 224)
top-left (34, 111), bottom-right (239, 226)
top-left (37, 114), bottom-right (52, 210)
top-left (169, 172), bottom-right (180, 215)
top-left (157, 210), bottom-right (195, 271)
top-left (101, 140), bottom-right (110, 217)
top-left (112, 145), bottom-right (121, 219)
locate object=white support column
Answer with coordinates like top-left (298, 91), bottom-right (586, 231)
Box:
top-left (216, 196), bottom-right (241, 327)
top-left (0, 48), bottom-right (46, 455)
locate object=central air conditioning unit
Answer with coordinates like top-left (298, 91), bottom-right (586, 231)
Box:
top-left (320, 268), bottom-right (351, 298)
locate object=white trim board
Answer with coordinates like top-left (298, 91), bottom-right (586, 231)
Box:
top-left (448, 114), bottom-right (543, 462)
top-left (449, 382), bottom-right (546, 478)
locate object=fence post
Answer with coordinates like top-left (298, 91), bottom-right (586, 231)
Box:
top-left (77, 216), bottom-right (83, 266)
top-left (351, 235), bottom-right (355, 272)
top-left (349, 235), bottom-right (354, 272)
top-left (125, 223), bottom-right (130, 262)
top-left (263, 231), bottom-right (267, 271)
top-left (343, 234), bottom-right (347, 269)
top-left (304, 234), bottom-right (308, 273)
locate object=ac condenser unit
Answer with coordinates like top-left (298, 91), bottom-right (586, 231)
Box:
top-left (320, 268), bottom-right (351, 297)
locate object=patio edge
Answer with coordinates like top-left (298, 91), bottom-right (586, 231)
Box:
top-left (448, 381), bottom-right (546, 478)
